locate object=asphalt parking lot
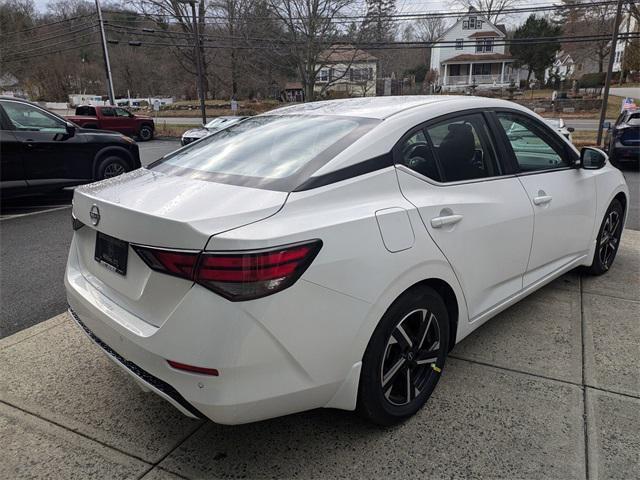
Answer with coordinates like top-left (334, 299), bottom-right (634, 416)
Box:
top-left (0, 137), bottom-right (638, 479)
top-left (1, 231), bottom-right (638, 479)
top-left (0, 140), bottom-right (181, 338)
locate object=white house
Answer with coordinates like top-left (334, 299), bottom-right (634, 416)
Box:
top-left (544, 51), bottom-right (575, 84)
top-left (613, 12), bottom-right (638, 73)
top-left (315, 46), bottom-right (378, 97)
top-left (430, 8), bottom-right (521, 91)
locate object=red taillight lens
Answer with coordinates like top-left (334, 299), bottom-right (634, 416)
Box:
top-left (196, 241), bottom-right (322, 301)
top-left (133, 240), bottom-right (322, 301)
top-left (133, 246), bottom-right (199, 280)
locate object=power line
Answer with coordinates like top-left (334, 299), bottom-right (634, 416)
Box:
top-left (0, 13), bottom-right (96, 37)
top-left (102, 1), bottom-right (619, 24)
top-left (102, 22), bottom-right (638, 47)
top-left (1, 42), bottom-right (101, 62)
top-left (1, 22), bottom-right (97, 48)
top-left (101, 32), bottom-right (639, 51)
top-left (6, 31), bottom-right (98, 57)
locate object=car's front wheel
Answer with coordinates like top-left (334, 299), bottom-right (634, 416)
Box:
top-left (587, 198), bottom-right (624, 275)
top-left (358, 286), bottom-right (449, 426)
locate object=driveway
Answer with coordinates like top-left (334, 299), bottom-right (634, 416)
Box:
top-left (610, 87), bottom-right (640, 98)
top-left (1, 230), bottom-right (638, 479)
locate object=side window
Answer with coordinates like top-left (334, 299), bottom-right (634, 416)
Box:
top-left (115, 108), bottom-right (131, 117)
top-left (497, 112), bottom-right (568, 172)
top-left (398, 129), bottom-right (442, 182)
top-left (426, 113), bottom-right (500, 182)
top-left (0, 100), bottom-right (65, 132)
top-left (101, 107), bottom-right (115, 117)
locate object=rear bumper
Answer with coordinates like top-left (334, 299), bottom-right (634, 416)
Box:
top-left (611, 144), bottom-right (639, 163)
top-left (69, 308), bottom-right (205, 419)
top-left (65, 235), bottom-right (370, 424)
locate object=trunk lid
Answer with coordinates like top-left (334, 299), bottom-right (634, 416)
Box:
top-left (71, 168), bottom-right (288, 327)
top-left (72, 168), bottom-right (287, 249)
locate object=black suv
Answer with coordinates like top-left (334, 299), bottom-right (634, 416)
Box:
top-left (0, 97), bottom-right (141, 199)
top-left (604, 109), bottom-right (640, 167)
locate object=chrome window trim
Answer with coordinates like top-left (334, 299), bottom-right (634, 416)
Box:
top-left (395, 164), bottom-right (516, 187)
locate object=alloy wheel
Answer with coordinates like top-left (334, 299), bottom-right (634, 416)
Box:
top-left (380, 308), bottom-right (442, 406)
top-left (103, 162), bottom-right (125, 178)
top-left (599, 210), bottom-right (621, 270)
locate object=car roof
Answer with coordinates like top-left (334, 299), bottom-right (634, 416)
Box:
top-left (267, 95), bottom-right (526, 120)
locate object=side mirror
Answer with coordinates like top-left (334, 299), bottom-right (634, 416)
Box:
top-left (65, 121), bottom-right (76, 137)
top-left (602, 121), bottom-right (611, 130)
top-left (567, 127), bottom-right (575, 133)
top-left (580, 147), bottom-right (607, 170)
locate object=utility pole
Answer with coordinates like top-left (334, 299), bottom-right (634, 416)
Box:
top-left (178, 0), bottom-right (207, 124)
top-left (95, 0), bottom-right (115, 105)
top-left (597, 0), bottom-right (624, 146)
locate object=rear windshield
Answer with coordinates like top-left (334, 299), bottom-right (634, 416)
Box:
top-left (75, 106), bottom-right (96, 116)
top-left (149, 115), bottom-right (379, 191)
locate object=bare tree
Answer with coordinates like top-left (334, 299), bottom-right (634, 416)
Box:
top-left (413, 16), bottom-right (447, 43)
top-left (455, 0), bottom-right (518, 25)
top-left (268, 0), bottom-right (358, 101)
top-left (562, 0), bottom-right (616, 74)
top-left (135, 0), bottom-right (212, 96)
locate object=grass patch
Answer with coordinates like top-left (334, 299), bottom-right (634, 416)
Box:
top-left (154, 123), bottom-right (193, 138)
top-left (571, 130), bottom-right (599, 149)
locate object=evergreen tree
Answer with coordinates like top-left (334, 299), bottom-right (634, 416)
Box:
top-left (510, 15), bottom-right (562, 83)
top-left (361, 0), bottom-right (396, 42)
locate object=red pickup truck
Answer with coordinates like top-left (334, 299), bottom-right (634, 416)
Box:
top-left (66, 105), bottom-right (155, 141)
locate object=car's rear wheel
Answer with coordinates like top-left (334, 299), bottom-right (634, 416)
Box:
top-left (587, 198), bottom-right (624, 275)
top-left (358, 286), bottom-right (449, 426)
top-left (138, 125), bottom-right (153, 141)
top-left (97, 156), bottom-right (129, 180)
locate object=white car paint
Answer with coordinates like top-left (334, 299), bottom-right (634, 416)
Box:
top-left (66, 96), bottom-right (629, 424)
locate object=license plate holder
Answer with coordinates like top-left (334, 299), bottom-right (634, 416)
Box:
top-left (95, 232), bottom-right (128, 276)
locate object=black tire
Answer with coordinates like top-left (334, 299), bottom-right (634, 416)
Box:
top-left (138, 125), bottom-right (153, 141)
top-left (358, 286), bottom-right (450, 426)
top-left (586, 199), bottom-right (624, 275)
top-left (96, 155), bottom-right (129, 180)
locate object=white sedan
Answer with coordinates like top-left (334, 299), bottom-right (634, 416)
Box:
top-left (66, 96), bottom-right (629, 425)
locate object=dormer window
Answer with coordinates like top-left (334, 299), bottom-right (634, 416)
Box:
top-left (463, 16), bottom-right (483, 29)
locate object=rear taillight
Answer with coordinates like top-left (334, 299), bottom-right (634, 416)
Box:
top-left (133, 240), bottom-right (322, 301)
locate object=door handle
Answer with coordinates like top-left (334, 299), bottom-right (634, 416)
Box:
top-left (533, 195), bottom-right (552, 205)
top-left (431, 214), bottom-right (463, 228)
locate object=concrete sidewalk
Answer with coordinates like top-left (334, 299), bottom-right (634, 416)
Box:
top-left (1, 232), bottom-right (638, 480)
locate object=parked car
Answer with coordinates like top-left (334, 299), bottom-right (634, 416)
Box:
top-left (180, 116), bottom-right (247, 145)
top-left (0, 97), bottom-right (140, 199)
top-left (66, 96), bottom-right (628, 426)
top-left (543, 118), bottom-right (574, 142)
top-left (67, 105), bottom-right (155, 141)
top-left (604, 109), bottom-right (640, 166)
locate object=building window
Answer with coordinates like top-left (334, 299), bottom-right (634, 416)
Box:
top-left (476, 39), bottom-right (494, 53)
top-left (449, 64), bottom-right (462, 76)
top-left (318, 69), bottom-right (329, 82)
top-left (472, 63), bottom-right (492, 75)
top-left (350, 67), bottom-right (372, 82)
top-left (477, 20), bottom-right (483, 29)
top-left (469, 17), bottom-right (476, 29)
top-left (455, 39), bottom-right (464, 50)
top-left (463, 20), bottom-right (469, 29)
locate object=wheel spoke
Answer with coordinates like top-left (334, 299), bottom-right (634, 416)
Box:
top-left (417, 311), bottom-right (433, 349)
top-left (393, 325), bottom-right (413, 350)
top-left (382, 357), bottom-right (406, 387)
top-left (406, 368), bottom-right (413, 402)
